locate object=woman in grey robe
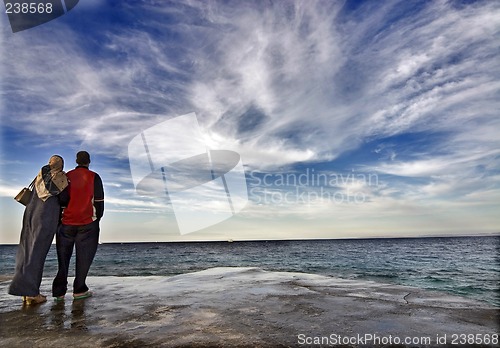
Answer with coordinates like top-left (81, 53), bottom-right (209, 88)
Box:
top-left (9, 155), bottom-right (68, 305)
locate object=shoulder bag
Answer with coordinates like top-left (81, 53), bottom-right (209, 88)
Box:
top-left (14, 177), bottom-right (36, 206)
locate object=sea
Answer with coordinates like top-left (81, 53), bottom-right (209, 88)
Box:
top-left (1, 236), bottom-right (499, 306)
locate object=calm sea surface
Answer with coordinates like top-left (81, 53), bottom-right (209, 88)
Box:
top-left (1, 236), bottom-right (498, 306)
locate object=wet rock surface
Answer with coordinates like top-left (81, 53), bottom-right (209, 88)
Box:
top-left (0, 267), bottom-right (498, 347)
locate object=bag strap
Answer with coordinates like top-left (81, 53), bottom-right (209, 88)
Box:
top-left (28, 177), bottom-right (36, 190)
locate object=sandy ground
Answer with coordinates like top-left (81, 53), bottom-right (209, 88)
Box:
top-left (0, 267), bottom-right (498, 347)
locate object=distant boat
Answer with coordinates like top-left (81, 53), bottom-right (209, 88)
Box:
top-left (228, 239), bottom-right (234, 243)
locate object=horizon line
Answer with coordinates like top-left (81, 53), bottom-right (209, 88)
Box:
top-left (1, 232), bottom-right (499, 246)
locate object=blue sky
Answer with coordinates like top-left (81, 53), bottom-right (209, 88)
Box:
top-left (1, 0), bottom-right (499, 243)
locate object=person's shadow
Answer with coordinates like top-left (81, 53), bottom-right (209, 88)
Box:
top-left (17, 302), bottom-right (47, 331)
top-left (49, 300), bottom-right (66, 329)
top-left (48, 299), bottom-right (88, 331)
top-left (70, 299), bottom-right (88, 331)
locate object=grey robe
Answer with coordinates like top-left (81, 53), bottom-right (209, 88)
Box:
top-left (9, 189), bottom-right (61, 296)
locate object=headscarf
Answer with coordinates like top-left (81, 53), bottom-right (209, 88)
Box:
top-left (35, 155), bottom-right (69, 201)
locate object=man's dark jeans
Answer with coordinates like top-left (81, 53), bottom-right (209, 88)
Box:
top-left (52, 221), bottom-right (100, 296)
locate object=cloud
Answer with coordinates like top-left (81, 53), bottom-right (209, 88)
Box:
top-left (1, 0), bottom-right (499, 238)
top-left (104, 196), bottom-right (169, 213)
top-left (2, 1), bottom-right (498, 166)
top-left (181, 0), bottom-right (500, 173)
top-left (0, 184), bottom-right (20, 198)
top-left (369, 149), bottom-right (500, 177)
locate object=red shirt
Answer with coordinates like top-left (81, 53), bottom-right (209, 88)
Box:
top-left (62, 166), bottom-right (104, 225)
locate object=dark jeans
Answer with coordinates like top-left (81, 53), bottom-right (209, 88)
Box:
top-left (52, 221), bottom-right (100, 297)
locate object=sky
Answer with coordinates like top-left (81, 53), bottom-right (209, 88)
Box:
top-left (0, 0), bottom-right (499, 243)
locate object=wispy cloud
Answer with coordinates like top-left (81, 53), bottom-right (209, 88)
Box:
top-left (1, 0), bottom-right (499, 238)
top-left (2, 1), bottom-right (498, 164)
top-left (0, 184), bottom-right (20, 198)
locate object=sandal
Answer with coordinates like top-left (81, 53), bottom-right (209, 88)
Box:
top-left (24, 294), bottom-right (47, 305)
top-left (73, 291), bottom-right (92, 300)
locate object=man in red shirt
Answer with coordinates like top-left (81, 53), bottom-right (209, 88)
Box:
top-left (52, 151), bottom-right (104, 300)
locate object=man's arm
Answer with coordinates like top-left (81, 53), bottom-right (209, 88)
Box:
top-left (58, 186), bottom-right (70, 207)
top-left (94, 173), bottom-right (104, 221)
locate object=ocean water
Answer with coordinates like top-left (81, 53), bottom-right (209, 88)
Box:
top-left (1, 236), bottom-right (498, 306)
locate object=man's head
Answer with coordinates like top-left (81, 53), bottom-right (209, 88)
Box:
top-left (76, 151), bottom-right (91, 166)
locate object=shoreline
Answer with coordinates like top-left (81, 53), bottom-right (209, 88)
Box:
top-left (1, 267), bottom-right (498, 347)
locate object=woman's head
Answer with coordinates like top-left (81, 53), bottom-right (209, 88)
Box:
top-left (49, 155), bottom-right (64, 172)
